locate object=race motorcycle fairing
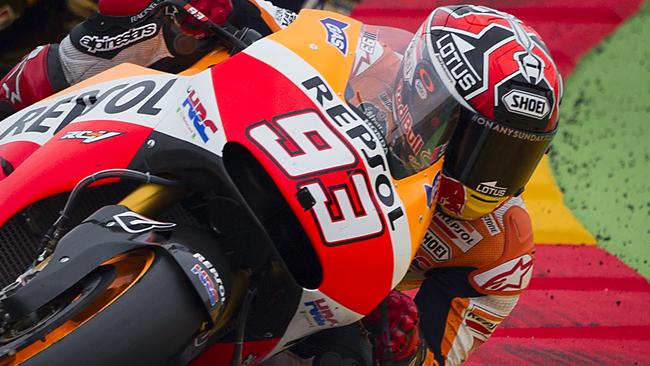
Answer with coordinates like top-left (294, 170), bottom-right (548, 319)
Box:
top-left (0, 9), bottom-right (442, 366)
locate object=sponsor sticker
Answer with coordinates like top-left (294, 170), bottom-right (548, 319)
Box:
top-left (79, 23), bottom-right (158, 54)
top-left (432, 212), bottom-right (483, 252)
top-left (192, 253), bottom-right (227, 305)
top-left (433, 33), bottom-right (480, 92)
top-left (424, 171), bottom-right (441, 209)
top-left (502, 89), bottom-right (550, 120)
top-left (482, 214), bottom-right (501, 236)
top-left (274, 8), bottom-right (296, 27)
top-left (303, 298), bottom-right (339, 327)
top-left (191, 264), bottom-right (220, 307)
top-left (420, 228), bottom-right (450, 261)
top-left (464, 304), bottom-right (503, 341)
top-left (179, 87), bottom-right (218, 143)
top-left (320, 18), bottom-right (349, 55)
top-left (353, 30), bottom-right (383, 76)
top-left (59, 130), bottom-right (122, 144)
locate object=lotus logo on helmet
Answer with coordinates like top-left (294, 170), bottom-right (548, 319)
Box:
top-left (502, 90), bottom-right (550, 120)
top-left (434, 33), bottom-right (480, 92)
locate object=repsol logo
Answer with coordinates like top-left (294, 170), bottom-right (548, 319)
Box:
top-left (435, 33), bottom-right (480, 92)
top-left (502, 89), bottom-right (549, 119)
top-left (434, 212), bottom-right (483, 252)
top-left (79, 23), bottom-right (158, 54)
top-left (0, 78), bottom-right (177, 140)
top-left (302, 76), bottom-right (405, 231)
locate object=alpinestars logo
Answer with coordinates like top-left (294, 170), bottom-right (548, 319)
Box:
top-left (1, 46), bottom-right (45, 105)
top-left (79, 23), bottom-right (158, 54)
top-left (474, 255), bottom-right (534, 292)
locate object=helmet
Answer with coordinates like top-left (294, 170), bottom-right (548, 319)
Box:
top-left (414, 5), bottom-right (564, 220)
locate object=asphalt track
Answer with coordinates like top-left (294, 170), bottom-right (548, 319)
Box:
top-left (351, 1), bottom-right (650, 364)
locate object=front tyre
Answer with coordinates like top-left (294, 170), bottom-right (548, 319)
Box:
top-left (2, 249), bottom-right (207, 366)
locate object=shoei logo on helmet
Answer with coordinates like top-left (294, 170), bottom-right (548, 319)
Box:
top-left (79, 23), bottom-right (158, 53)
top-left (476, 181), bottom-right (507, 197)
top-left (320, 18), bottom-right (349, 55)
top-left (502, 89), bottom-right (550, 120)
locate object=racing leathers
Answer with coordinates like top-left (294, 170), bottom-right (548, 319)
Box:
top-left (403, 196), bottom-right (534, 366)
top-left (347, 28), bottom-right (536, 365)
top-left (0, 0), bottom-right (296, 119)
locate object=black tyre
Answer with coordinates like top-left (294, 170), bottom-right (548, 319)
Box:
top-left (4, 249), bottom-right (207, 366)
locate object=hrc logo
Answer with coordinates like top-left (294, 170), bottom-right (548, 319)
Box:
top-left (182, 87), bottom-right (218, 142)
top-left (304, 299), bottom-right (338, 326)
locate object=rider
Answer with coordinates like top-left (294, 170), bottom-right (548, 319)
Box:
top-left (349, 5), bottom-right (562, 365)
top-left (0, 2), bottom-right (562, 366)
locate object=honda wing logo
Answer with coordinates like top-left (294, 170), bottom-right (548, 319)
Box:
top-left (113, 211), bottom-right (176, 233)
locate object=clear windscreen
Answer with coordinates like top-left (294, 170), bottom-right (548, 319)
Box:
top-left (346, 25), bottom-right (460, 179)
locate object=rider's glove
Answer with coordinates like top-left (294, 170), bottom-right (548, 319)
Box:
top-left (363, 290), bottom-right (422, 364)
top-left (98, 0), bottom-right (233, 33)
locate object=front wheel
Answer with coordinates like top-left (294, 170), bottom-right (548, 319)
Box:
top-left (0, 249), bottom-right (208, 366)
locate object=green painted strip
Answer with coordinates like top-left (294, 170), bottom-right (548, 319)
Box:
top-left (550, 2), bottom-right (650, 278)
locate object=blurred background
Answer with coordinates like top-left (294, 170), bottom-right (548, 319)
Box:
top-left (1, 0), bottom-right (649, 364)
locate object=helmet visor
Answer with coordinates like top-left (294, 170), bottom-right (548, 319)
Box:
top-left (387, 60), bottom-right (460, 179)
top-left (444, 109), bottom-right (556, 198)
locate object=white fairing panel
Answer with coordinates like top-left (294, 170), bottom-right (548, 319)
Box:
top-left (0, 68), bottom-right (228, 156)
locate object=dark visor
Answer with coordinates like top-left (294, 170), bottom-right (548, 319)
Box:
top-left (444, 109), bottom-right (556, 198)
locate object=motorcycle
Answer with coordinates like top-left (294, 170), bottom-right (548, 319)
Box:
top-left (0, 2), bottom-right (442, 365)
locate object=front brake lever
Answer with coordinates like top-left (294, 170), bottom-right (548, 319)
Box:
top-left (162, 0), bottom-right (250, 54)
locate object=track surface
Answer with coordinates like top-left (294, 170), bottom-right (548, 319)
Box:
top-left (351, 1), bottom-right (650, 364)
